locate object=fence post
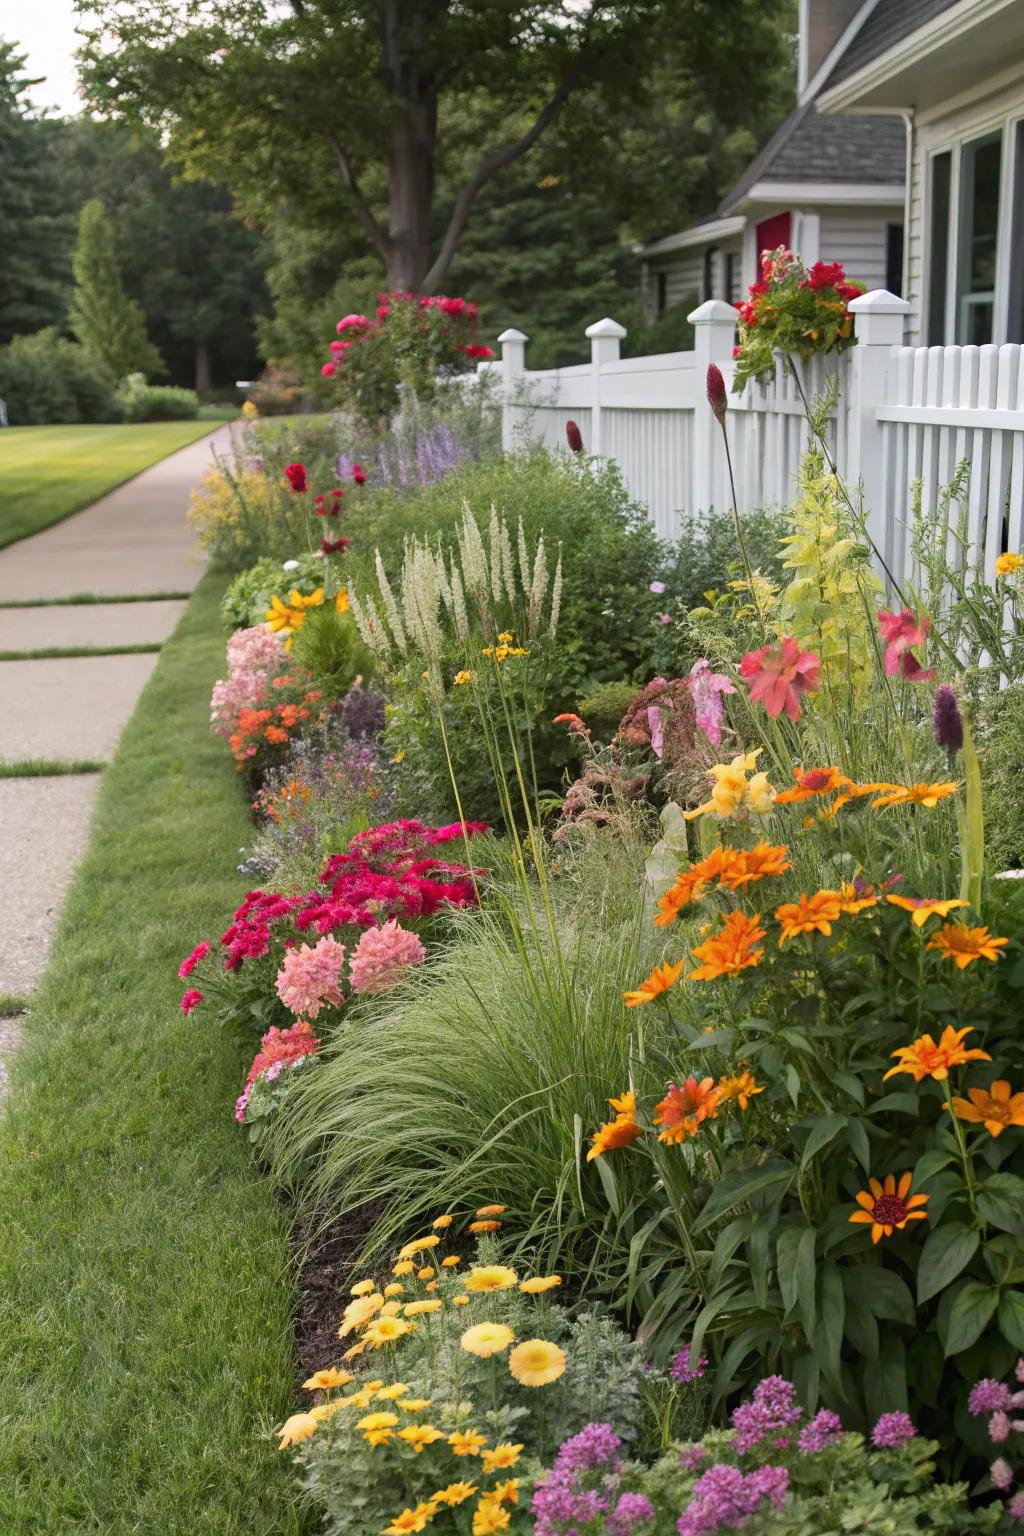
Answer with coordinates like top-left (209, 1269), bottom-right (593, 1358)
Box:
top-left (845, 289), bottom-right (911, 556)
top-left (585, 316), bottom-right (627, 455)
top-left (497, 327), bottom-right (528, 452)
top-left (688, 299), bottom-right (739, 513)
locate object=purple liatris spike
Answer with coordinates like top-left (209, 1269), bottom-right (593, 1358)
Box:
top-left (932, 683), bottom-right (963, 755)
top-left (706, 364), bottom-right (728, 424)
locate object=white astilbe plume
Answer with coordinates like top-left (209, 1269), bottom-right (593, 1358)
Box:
top-left (500, 516), bottom-right (516, 602)
top-left (375, 550), bottom-right (407, 655)
top-left (401, 540), bottom-right (444, 663)
top-left (458, 503), bottom-right (489, 605)
top-left (349, 588), bottom-right (392, 661)
top-left (449, 561), bottom-right (470, 641)
top-left (548, 545), bottom-right (563, 639)
top-left (517, 516), bottom-right (531, 594)
top-left (434, 539), bottom-right (454, 611)
top-left (528, 534), bottom-right (549, 639)
top-left (488, 504), bottom-right (504, 602)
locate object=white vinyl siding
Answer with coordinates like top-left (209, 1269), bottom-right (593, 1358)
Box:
top-left (645, 239), bottom-right (743, 317)
top-left (905, 72), bottom-right (1024, 343)
top-left (819, 209), bottom-right (892, 292)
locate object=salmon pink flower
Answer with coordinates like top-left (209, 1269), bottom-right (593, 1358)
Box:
top-left (878, 608), bottom-right (936, 681)
top-left (740, 638), bottom-right (820, 722)
top-left (276, 934), bottom-right (347, 1017)
top-left (349, 919), bottom-right (426, 994)
top-left (687, 659), bottom-right (736, 745)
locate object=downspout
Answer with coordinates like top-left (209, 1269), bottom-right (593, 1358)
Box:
top-left (901, 109), bottom-right (914, 318)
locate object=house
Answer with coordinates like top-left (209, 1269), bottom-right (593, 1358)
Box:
top-left (817, 0), bottom-right (1024, 346)
top-left (639, 1), bottom-right (908, 316)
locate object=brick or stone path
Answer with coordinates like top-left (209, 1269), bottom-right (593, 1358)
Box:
top-left (0, 424), bottom-right (234, 1093)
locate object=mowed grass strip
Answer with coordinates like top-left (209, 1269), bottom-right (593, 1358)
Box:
top-left (0, 420), bottom-right (222, 548)
top-left (0, 574), bottom-right (306, 1535)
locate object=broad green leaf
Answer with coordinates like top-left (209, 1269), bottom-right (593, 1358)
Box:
top-left (865, 1333), bottom-right (908, 1418)
top-left (832, 1071), bottom-right (865, 1107)
top-left (843, 1265), bottom-right (915, 1326)
top-left (916, 1222), bottom-right (980, 1304)
top-left (692, 1161), bottom-right (795, 1234)
top-left (800, 1113), bottom-right (847, 1174)
top-left (913, 1149), bottom-right (955, 1186)
top-left (998, 1289), bottom-right (1024, 1351)
top-left (785, 1063), bottom-right (801, 1107)
top-left (978, 1174), bottom-right (1024, 1236)
top-left (707, 1217), bottom-right (750, 1294)
top-left (944, 1281), bottom-right (999, 1356)
top-left (777, 1226), bottom-right (816, 1332)
top-left (814, 1266), bottom-right (846, 1393)
top-left (867, 1092), bottom-right (923, 1116)
top-left (845, 1118), bottom-right (872, 1175)
top-left (843, 1299), bottom-right (879, 1362)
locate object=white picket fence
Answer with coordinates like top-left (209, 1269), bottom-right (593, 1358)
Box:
top-left (487, 293), bottom-right (1024, 588)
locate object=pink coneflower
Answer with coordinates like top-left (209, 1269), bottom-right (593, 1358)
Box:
top-left (349, 919), bottom-right (426, 994)
top-left (275, 935), bottom-right (347, 1017)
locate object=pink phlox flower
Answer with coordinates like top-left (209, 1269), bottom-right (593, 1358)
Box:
top-left (687, 659), bottom-right (736, 746)
top-left (349, 919), bottom-right (427, 994)
top-left (210, 626), bottom-right (287, 737)
top-left (275, 935), bottom-right (347, 1018)
top-left (877, 607), bottom-right (936, 682)
top-left (739, 637), bottom-right (821, 722)
top-left (235, 1018), bottom-right (319, 1123)
top-left (178, 940), bottom-right (210, 979)
top-left (180, 988), bottom-right (203, 1014)
top-left (646, 706), bottom-right (665, 759)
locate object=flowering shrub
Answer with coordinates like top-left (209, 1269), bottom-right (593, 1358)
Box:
top-left (210, 625), bottom-right (289, 735)
top-left (324, 291), bottom-right (493, 429)
top-left (732, 248), bottom-right (864, 392)
top-left (235, 1018), bottom-right (320, 1141)
top-left (222, 555), bottom-right (333, 632)
top-left (277, 1214), bottom-right (649, 1536)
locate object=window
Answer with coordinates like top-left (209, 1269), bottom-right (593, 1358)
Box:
top-left (702, 246), bottom-right (718, 301)
top-left (957, 131), bottom-right (1002, 343)
top-left (885, 223), bottom-right (904, 296)
top-left (654, 270), bottom-right (668, 318)
top-left (725, 250), bottom-right (737, 304)
top-left (926, 151), bottom-right (951, 344)
top-left (1007, 120), bottom-right (1024, 344)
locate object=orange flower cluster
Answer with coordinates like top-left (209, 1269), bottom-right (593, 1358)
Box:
top-left (772, 765), bottom-right (959, 820)
top-left (228, 691), bottom-right (321, 768)
top-left (925, 923), bottom-right (1008, 969)
top-left (884, 1024), bottom-right (991, 1082)
top-left (654, 1076), bottom-right (720, 1144)
top-left (586, 1091), bottom-right (643, 1161)
top-left (654, 843), bottom-right (792, 927)
top-left (774, 884), bottom-right (878, 943)
top-left (688, 910), bottom-right (766, 980)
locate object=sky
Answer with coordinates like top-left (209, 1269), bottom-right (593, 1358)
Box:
top-left (2, 0), bottom-right (84, 116)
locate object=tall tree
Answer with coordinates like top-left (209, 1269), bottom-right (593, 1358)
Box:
top-left (68, 199), bottom-right (164, 380)
top-left (76, 0), bottom-right (710, 293)
top-left (0, 41), bottom-right (74, 343)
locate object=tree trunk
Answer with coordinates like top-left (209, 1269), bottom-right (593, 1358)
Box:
top-left (381, 2), bottom-right (437, 292)
top-left (194, 338), bottom-right (211, 393)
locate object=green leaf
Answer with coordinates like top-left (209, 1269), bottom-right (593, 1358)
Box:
top-left (785, 1063), bottom-right (801, 1108)
top-left (865, 1333), bottom-right (908, 1419)
top-left (843, 1299), bottom-right (879, 1362)
top-left (800, 1113), bottom-right (847, 1174)
top-left (944, 1281), bottom-right (999, 1356)
top-left (867, 1092), bottom-right (923, 1116)
top-left (707, 1217), bottom-right (749, 1294)
top-left (999, 1290), bottom-right (1024, 1350)
top-left (916, 1223), bottom-right (980, 1305)
top-left (777, 1226), bottom-right (816, 1335)
top-left (692, 1160), bottom-right (795, 1234)
top-left (978, 1174), bottom-right (1024, 1236)
top-left (832, 1071), bottom-right (865, 1107)
top-left (913, 1149), bottom-right (955, 1186)
top-left (814, 1266), bottom-right (846, 1393)
top-left (843, 1266), bottom-right (915, 1326)
top-left (845, 1118), bottom-right (872, 1175)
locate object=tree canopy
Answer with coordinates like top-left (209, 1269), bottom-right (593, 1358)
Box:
top-left (69, 198), bottom-right (164, 380)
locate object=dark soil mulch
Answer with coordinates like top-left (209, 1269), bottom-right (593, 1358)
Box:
top-left (290, 1199), bottom-right (385, 1385)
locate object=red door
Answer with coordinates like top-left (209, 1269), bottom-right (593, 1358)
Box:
top-left (755, 212), bottom-right (792, 261)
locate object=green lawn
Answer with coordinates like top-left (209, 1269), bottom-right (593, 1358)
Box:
top-left (0, 574), bottom-right (306, 1535)
top-left (0, 420), bottom-right (225, 549)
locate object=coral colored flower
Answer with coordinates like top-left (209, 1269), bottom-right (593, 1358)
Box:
top-left (775, 890), bottom-right (844, 944)
top-left (952, 1080), bottom-right (1024, 1136)
top-left (996, 551), bottom-right (1024, 575)
top-left (849, 1171), bottom-right (929, 1243)
top-left (870, 780), bottom-right (959, 810)
top-left (180, 988), bottom-right (203, 1013)
top-left (718, 843), bottom-right (793, 891)
top-left (624, 958), bottom-right (684, 1006)
top-left (349, 919), bottom-right (426, 994)
top-left (463, 1265), bottom-right (518, 1293)
top-left (926, 923), bottom-right (1008, 968)
top-left (277, 1411), bottom-right (318, 1448)
top-left (688, 910), bottom-right (766, 980)
top-left (886, 894), bottom-right (969, 926)
top-left (509, 1338), bottom-right (565, 1387)
top-left (654, 1077), bottom-right (720, 1144)
top-left (283, 462), bottom-right (308, 493)
top-left (587, 1090), bottom-right (643, 1160)
top-left (461, 1322), bottom-right (514, 1357)
top-left (687, 659), bottom-right (737, 746)
top-left (884, 1024), bottom-right (992, 1082)
top-left (877, 607), bottom-right (936, 681)
top-left (717, 1070), bottom-right (764, 1110)
top-left (739, 637), bottom-right (821, 722)
top-left (276, 934), bottom-right (346, 1017)
top-left (773, 766), bottom-right (851, 804)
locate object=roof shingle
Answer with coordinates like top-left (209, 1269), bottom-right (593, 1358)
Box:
top-left (717, 102), bottom-right (906, 212)
top-left (826, 0), bottom-right (959, 85)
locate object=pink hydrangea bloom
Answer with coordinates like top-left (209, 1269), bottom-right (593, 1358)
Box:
top-left (687, 659), bottom-right (736, 746)
top-left (877, 608), bottom-right (936, 682)
top-left (275, 935), bottom-right (347, 1017)
top-left (739, 637), bottom-right (820, 723)
top-left (210, 626), bottom-right (287, 737)
top-left (349, 919), bottom-right (426, 994)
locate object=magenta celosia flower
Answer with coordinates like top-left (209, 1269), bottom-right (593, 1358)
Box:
top-left (348, 919), bottom-right (426, 994)
top-left (731, 1377), bottom-right (802, 1453)
top-left (565, 420), bottom-right (584, 454)
top-left (1009, 1491), bottom-right (1024, 1523)
top-left (670, 1348), bottom-right (707, 1385)
top-left (178, 940), bottom-right (210, 979)
top-left (877, 608), bottom-right (936, 682)
top-left (706, 364), bottom-right (728, 424)
top-left (676, 1463), bottom-right (788, 1536)
top-left (687, 659), bottom-right (736, 745)
top-left (871, 1411), bottom-right (916, 1448)
top-left (798, 1409), bottom-right (843, 1453)
top-left (180, 988), bottom-right (203, 1014)
top-left (275, 935), bottom-right (346, 1017)
top-left (970, 1379), bottom-right (1011, 1416)
top-left (740, 638), bottom-right (820, 723)
top-left (992, 1458), bottom-right (1015, 1491)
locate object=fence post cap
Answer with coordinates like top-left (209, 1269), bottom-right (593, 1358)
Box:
top-left (687, 299), bottom-right (739, 324)
top-left (584, 316), bottom-right (628, 339)
top-left (846, 289), bottom-right (911, 314)
top-left (497, 327), bottom-right (529, 343)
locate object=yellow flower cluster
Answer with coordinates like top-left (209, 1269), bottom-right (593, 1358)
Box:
top-left (684, 750), bottom-right (776, 823)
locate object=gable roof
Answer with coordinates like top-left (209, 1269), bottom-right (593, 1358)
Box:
top-left (825, 0), bottom-right (959, 86)
top-left (716, 100), bottom-right (905, 214)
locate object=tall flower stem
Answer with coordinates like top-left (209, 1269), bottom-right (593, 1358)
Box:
top-left (943, 1079), bottom-right (978, 1217)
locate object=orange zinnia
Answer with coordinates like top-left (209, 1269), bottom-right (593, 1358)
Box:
top-left (654, 868), bottom-right (714, 927)
top-left (774, 766), bottom-right (852, 804)
top-left (951, 1080), bottom-right (1024, 1137)
top-left (586, 1091), bottom-right (643, 1161)
top-left (774, 890), bottom-right (844, 944)
top-left (925, 923), bottom-right (1008, 969)
top-left (624, 959), bottom-right (684, 1006)
top-left (654, 1076), bottom-right (720, 1144)
top-left (717, 1070), bottom-right (764, 1110)
top-left (884, 1024), bottom-right (992, 1082)
top-left (849, 1172), bottom-right (928, 1244)
top-left (837, 882), bottom-right (878, 915)
top-left (886, 895), bottom-right (969, 927)
top-left (717, 843), bottom-right (793, 891)
top-left (687, 910), bottom-right (765, 980)
top-left (870, 781), bottom-right (959, 810)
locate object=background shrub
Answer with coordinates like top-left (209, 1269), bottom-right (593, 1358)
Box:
top-left (979, 679), bottom-right (1024, 871)
top-left (0, 328), bottom-right (118, 424)
top-left (115, 373), bottom-right (200, 421)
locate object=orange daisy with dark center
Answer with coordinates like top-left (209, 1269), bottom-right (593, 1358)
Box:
top-left (849, 1172), bottom-right (928, 1244)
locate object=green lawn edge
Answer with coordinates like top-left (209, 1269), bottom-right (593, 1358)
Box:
top-left (0, 420), bottom-right (224, 550)
top-left (0, 572), bottom-right (306, 1535)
